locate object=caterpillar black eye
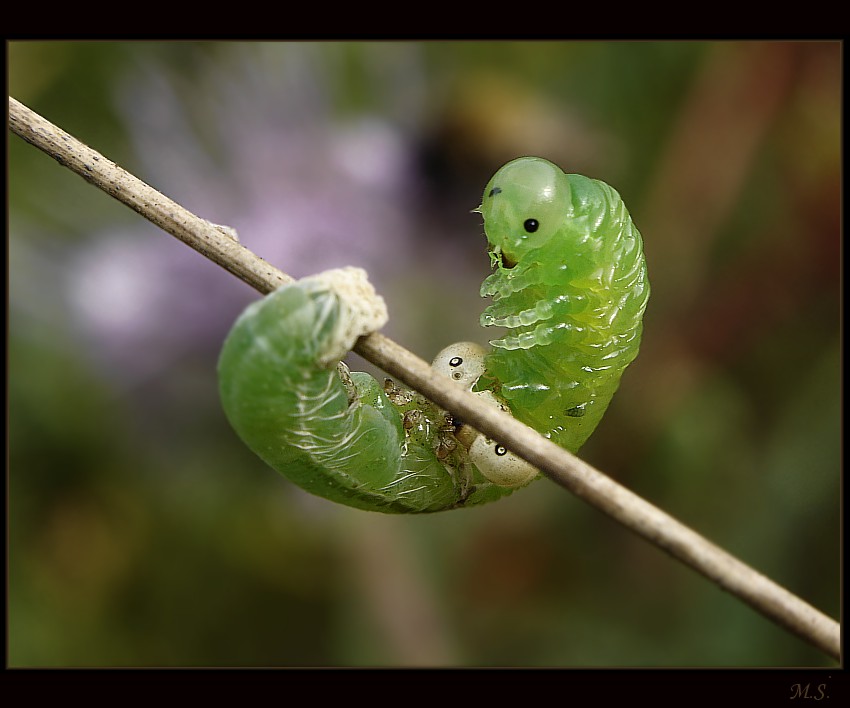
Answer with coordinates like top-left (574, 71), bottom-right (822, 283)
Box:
top-left (495, 444), bottom-right (508, 456)
top-left (488, 187), bottom-right (502, 198)
top-left (449, 357), bottom-right (463, 367)
top-left (523, 218), bottom-right (539, 233)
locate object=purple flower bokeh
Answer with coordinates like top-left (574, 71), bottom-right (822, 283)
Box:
top-left (67, 45), bottom-right (424, 386)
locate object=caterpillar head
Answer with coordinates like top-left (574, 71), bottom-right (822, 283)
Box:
top-left (477, 157), bottom-right (572, 268)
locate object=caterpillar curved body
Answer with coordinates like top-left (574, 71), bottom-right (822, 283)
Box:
top-left (218, 157), bottom-right (649, 513)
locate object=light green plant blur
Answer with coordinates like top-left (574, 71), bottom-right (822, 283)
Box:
top-left (8, 40), bottom-right (839, 667)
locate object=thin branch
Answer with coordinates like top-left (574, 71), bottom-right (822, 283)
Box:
top-left (9, 96), bottom-right (840, 662)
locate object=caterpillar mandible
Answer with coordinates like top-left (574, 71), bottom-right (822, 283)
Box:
top-left (218, 157), bottom-right (649, 513)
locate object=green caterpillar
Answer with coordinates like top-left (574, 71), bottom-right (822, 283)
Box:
top-left (218, 157), bottom-right (649, 513)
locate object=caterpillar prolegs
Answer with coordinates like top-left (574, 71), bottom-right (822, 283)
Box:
top-left (218, 157), bottom-right (649, 513)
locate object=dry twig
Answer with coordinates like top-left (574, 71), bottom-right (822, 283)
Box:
top-left (8, 96), bottom-right (840, 662)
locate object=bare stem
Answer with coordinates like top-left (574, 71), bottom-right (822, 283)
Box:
top-left (9, 96), bottom-right (840, 662)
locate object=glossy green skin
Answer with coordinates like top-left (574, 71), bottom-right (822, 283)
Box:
top-left (218, 281), bottom-right (515, 513)
top-left (478, 157), bottom-right (649, 453)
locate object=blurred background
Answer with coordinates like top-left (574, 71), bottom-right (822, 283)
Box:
top-left (8, 41), bottom-right (840, 667)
